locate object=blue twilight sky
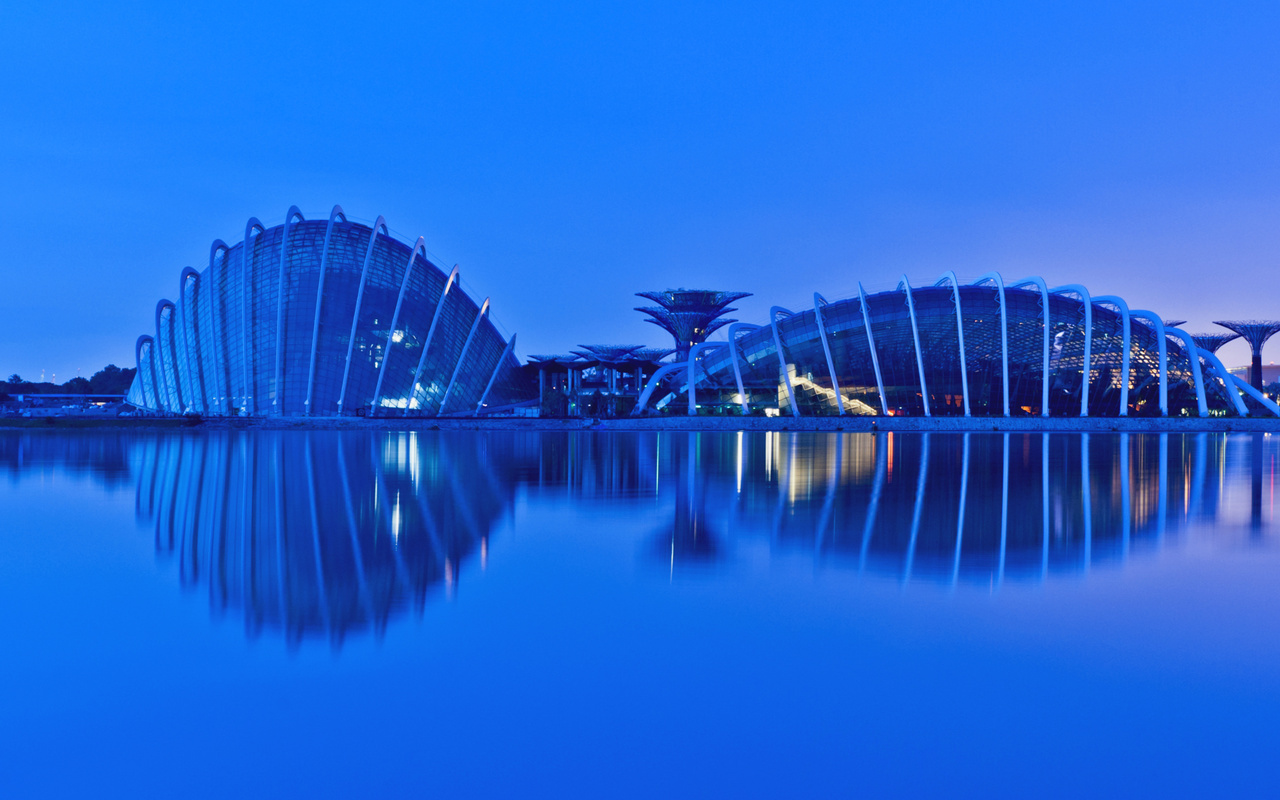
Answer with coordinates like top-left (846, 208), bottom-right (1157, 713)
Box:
top-left (2, 0), bottom-right (1280, 380)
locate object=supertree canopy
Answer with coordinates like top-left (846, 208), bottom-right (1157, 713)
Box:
top-left (635, 289), bottom-right (751, 361)
top-left (1191, 333), bottom-right (1241, 354)
top-left (1213, 320), bottom-right (1280, 390)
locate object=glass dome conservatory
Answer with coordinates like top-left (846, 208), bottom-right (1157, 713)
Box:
top-left (636, 273), bottom-right (1280, 418)
top-left (126, 206), bottom-right (531, 416)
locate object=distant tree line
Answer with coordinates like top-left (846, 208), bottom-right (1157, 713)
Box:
top-left (1, 365), bottom-right (136, 397)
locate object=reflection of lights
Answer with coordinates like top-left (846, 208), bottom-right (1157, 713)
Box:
top-left (736, 430), bottom-right (743, 494)
top-left (409, 434), bottom-right (419, 489)
top-left (887, 432), bottom-right (894, 480)
top-left (392, 330), bottom-right (404, 343)
top-left (392, 492), bottom-right (401, 544)
top-left (765, 432), bottom-right (772, 480)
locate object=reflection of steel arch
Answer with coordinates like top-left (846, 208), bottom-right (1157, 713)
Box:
top-left (635, 272), bottom-right (1278, 418)
top-left (135, 431), bottom-right (512, 645)
top-left (126, 206), bottom-right (531, 416)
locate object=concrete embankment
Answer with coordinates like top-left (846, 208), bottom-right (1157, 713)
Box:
top-left (7, 414), bottom-right (1278, 434)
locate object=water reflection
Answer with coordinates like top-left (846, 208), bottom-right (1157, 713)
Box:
top-left (4, 428), bottom-right (1276, 643)
top-left (135, 432), bottom-right (509, 645)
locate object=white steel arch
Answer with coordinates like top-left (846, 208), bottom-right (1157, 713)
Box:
top-left (304, 205), bottom-right (347, 415)
top-left (155, 299), bottom-right (181, 412)
top-left (973, 272), bottom-right (1011, 416)
top-left (1093, 295), bottom-right (1132, 416)
top-left (1009, 277), bottom-right (1050, 417)
top-left (727, 323), bottom-right (761, 415)
top-left (1163, 328), bottom-right (1208, 417)
top-left (1129, 311), bottom-right (1168, 416)
top-left (242, 217), bottom-right (265, 414)
top-left (687, 342), bottom-right (728, 415)
top-left (273, 206), bottom-right (305, 415)
top-left (208, 240), bottom-right (230, 414)
top-left (437, 298), bottom-right (490, 415)
top-left (1198, 346), bottom-right (1248, 416)
top-left (405, 266), bottom-right (460, 413)
top-left (1231, 374), bottom-right (1280, 416)
top-left (336, 216), bottom-right (389, 414)
top-left (935, 272), bottom-right (971, 416)
top-left (896, 276), bottom-right (930, 416)
top-left (1050, 284), bottom-right (1093, 417)
top-left (634, 362), bottom-right (688, 414)
top-left (135, 335), bottom-right (159, 411)
top-left (475, 334), bottom-right (517, 415)
top-left (179, 268), bottom-right (206, 413)
top-left (770, 306), bottom-right (800, 417)
top-left (813, 293), bottom-right (844, 416)
top-left (857, 282), bottom-right (889, 415)
top-left (371, 237), bottom-right (427, 414)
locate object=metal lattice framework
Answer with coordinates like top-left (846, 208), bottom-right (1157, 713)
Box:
top-left (125, 206), bottom-right (533, 417)
top-left (633, 273), bottom-right (1280, 418)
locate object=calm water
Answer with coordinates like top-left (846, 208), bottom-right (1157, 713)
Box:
top-left (2, 429), bottom-right (1278, 798)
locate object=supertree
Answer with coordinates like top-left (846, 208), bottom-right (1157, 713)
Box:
top-left (1212, 320), bottom-right (1280, 391)
top-left (634, 289), bottom-right (751, 361)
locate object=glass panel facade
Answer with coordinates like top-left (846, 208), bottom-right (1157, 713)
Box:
top-left (683, 282), bottom-right (1252, 419)
top-left (129, 213), bottom-right (530, 416)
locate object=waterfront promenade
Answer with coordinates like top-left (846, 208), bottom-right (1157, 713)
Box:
top-left (9, 414), bottom-right (1280, 433)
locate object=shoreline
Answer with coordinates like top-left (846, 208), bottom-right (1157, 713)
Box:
top-left (5, 415), bottom-right (1280, 433)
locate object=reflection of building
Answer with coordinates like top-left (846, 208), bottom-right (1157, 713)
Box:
top-left (669, 431), bottom-right (1245, 583)
top-left (5, 426), bottom-right (1270, 646)
top-left (123, 429), bottom-right (1276, 593)
top-left (636, 275), bottom-right (1280, 418)
top-left (0, 432), bottom-right (134, 488)
top-left (126, 206), bottom-right (533, 417)
top-left (135, 432), bottom-right (512, 645)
